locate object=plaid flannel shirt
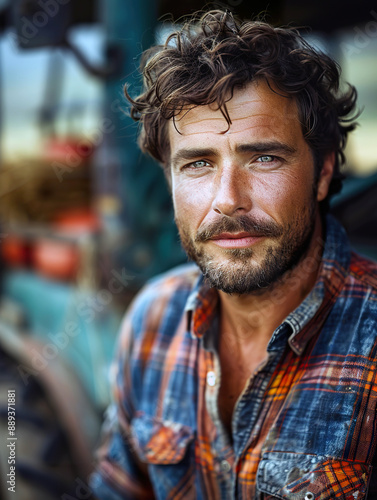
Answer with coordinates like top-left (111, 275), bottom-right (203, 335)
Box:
top-left (90, 216), bottom-right (377, 499)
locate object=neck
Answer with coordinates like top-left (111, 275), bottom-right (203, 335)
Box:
top-left (218, 213), bottom-right (325, 346)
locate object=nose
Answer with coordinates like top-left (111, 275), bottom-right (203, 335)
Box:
top-left (211, 166), bottom-right (252, 216)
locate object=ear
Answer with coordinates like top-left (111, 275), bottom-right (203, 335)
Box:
top-left (317, 152), bottom-right (335, 202)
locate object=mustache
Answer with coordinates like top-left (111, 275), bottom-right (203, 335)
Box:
top-left (195, 215), bottom-right (283, 243)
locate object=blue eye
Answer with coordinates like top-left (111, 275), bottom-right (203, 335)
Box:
top-left (257, 155), bottom-right (274, 162)
top-left (191, 160), bottom-right (210, 168)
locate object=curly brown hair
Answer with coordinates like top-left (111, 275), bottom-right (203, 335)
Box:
top-left (125, 9), bottom-right (358, 207)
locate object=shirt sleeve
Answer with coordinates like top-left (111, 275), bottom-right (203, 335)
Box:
top-left (89, 307), bottom-right (155, 500)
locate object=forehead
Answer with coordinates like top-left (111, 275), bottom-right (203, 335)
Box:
top-left (167, 80), bottom-right (303, 157)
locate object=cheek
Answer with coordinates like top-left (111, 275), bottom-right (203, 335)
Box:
top-left (172, 179), bottom-right (211, 224)
top-left (252, 172), bottom-right (311, 220)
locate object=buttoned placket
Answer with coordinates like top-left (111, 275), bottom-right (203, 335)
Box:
top-left (231, 322), bottom-right (302, 499)
top-left (204, 337), bottom-right (235, 500)
top-left (231, 349), bottom-right (283, 499)
top-left (203, 320), bottom-right (296, 500)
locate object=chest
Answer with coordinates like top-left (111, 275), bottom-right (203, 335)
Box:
top-left (217, 340), bottom-right (268, 435)
top-left (134, 332), bottom-right (377, 500)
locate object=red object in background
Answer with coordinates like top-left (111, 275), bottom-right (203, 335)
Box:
top-left (53, 210), bottom-right (101, 234)
top-left (1, 209), bottom-right (100, 281)
top-left (32, 210), bottom-right (100, 281)
top-left (33, 239), bottom-right (80, 281)
top-left (2, 235), bottom-right (31, 268)
top-left (3, 210), bottom-right (101, 281)
top-left (43, 137), bottom-right (96, 163)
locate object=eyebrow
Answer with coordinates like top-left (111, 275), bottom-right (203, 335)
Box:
top-left (170, 141), bottom-right (297, 168)
top-left (170, 148), bottom-right (216, 168)
top-left (236, 141), bottom-right (297, 155)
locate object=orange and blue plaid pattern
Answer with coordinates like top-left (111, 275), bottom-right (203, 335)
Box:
top-left (90, 217), bottom-right (377, 499)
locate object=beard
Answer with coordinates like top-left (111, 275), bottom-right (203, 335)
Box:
top-left (176, 199), bottom-right (317, 295)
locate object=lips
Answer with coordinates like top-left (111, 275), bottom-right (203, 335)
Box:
top-left (194, 215), bottom-right (283, 246)
top-left (210, 232), bottom-right (264, 248)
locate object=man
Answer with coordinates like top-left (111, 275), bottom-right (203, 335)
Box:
top-left (90, 10), bottom-right (377, 500)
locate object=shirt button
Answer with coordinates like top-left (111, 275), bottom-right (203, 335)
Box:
top-left (207, 371), bottom-right (216, 386)
top-left (220, 460), bottom-right (231, 473)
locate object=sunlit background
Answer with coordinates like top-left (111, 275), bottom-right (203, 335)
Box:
top-left (0, 0), bottom-right (376, 496)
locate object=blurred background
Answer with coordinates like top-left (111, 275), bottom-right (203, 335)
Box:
top-left (0, 0), bottom-right (376, 497)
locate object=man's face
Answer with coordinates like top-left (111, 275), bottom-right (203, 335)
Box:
top-left (168, 80), bottom-right (332, 294)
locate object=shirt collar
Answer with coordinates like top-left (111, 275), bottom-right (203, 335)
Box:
top-left (185, 274), bottom-right (218, 340)
top-left (185, 215), bottom-right (350, 352)
top-left (287, 215), bottom-right (350, 354)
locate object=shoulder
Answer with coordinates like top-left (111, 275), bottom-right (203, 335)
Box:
top-left (316, 250), bottom-right (377, 360)
top-left (333, 251), bottom-right (377, 346)
top-left (131, 262), bottom-right (201, 314)
top-left (120, 263), bottom-right (201, 342)
top-left (348, 251), bottom-right (377, 290)
top-left (146, 262), bottom-right (201, 294)
top-left (114, 264), bottom-right (202, 412)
